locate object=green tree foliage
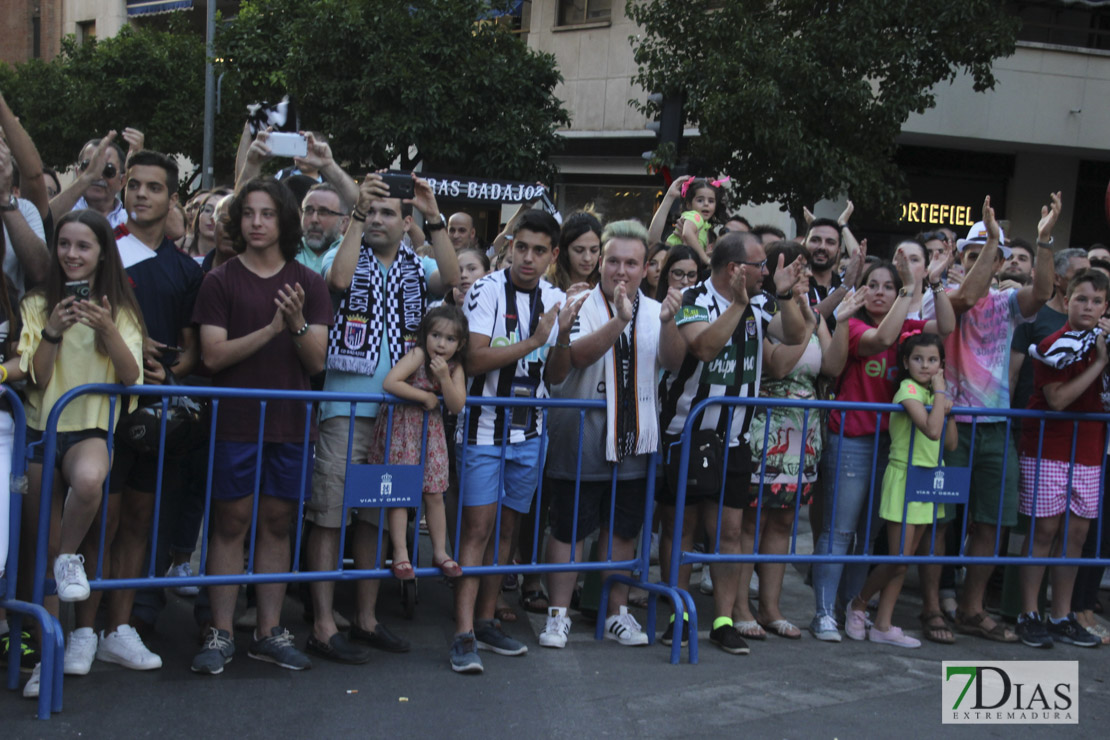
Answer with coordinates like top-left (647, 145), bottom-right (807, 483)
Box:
top-left (0, 19), bottom-right (235, 188)
top-left (629, 0), bottom-right (1020, 218)
top-left (217, 0), bottom-right (570, 180)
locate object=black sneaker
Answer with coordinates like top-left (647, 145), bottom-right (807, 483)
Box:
top-left (660, 618), bottom-right (690, 647)
top-left (1016, 612), bottom-right (1053, 649)
top-left (0, 630), bottom-right (39, 672)
top-left (709, 624), bottom-right (750, 655)
top-left (1046, 613), bottom-right (1100, 648)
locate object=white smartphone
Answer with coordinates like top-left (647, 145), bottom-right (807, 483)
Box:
top-left (267, 132), bottom-right (307, 158)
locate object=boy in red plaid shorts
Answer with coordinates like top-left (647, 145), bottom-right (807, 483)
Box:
top-left (1016, 269), bottom-right (1109, 649)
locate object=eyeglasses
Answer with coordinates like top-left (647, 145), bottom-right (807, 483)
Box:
top-left (734, 259), bottom-right (767, 270)
top-left (78, 160), bottom-right (117, 180)
top-left (670, 268), bottom-right (699, 282)
top-left (303, 206), bottom-right (345, 219)
top-left (921, 231), bottom-right (951, 243)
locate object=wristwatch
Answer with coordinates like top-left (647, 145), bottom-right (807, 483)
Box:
top-left (425, 214), bottom-right (446, 232)
top-left (0, 195), bottom-right (17, 212)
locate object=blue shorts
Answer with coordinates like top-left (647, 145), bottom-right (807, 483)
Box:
top-left (211, 441), bottom-right (314, 502)
top-left (458, 437), bottom-right (543, 513)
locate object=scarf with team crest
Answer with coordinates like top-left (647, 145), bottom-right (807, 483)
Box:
top-left (326, 238), bottom-right (426, 375)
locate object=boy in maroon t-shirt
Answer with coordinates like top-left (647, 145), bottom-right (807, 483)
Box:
top-left (191, 178), bottom-right (332, 674)
top-left (1016, 269), bottom-right (1109, 649)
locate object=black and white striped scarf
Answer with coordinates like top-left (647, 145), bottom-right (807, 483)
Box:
top-left (1028, 328), bottom-right (1101, 369)
top-left (326, 239), bottom-right (425, 375)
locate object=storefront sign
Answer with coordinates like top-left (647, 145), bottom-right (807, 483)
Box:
top-left (900, 202), bottom-right (976, 227)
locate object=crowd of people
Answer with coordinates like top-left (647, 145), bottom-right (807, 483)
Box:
top-left (0, 97), bottom-right (1108, 696)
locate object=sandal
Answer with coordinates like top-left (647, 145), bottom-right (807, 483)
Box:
top-left (519, 589), bottom-right (550, 614)
top-left (734, 620), bottom-right (767, 640)
top-left (391, 560), bottom-right (415, 581)
top-left (434, 558), bottom-right (463, 578)
top-left (758, 619), bottom-right (801, 640)
top-left (953, 610), bottom-right (1017, 643)
top-left (495, 604), bottom-right (518, 623)
top-left (919, 611), bottom-right (956, 645)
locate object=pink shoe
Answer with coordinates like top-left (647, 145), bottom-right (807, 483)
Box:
top-left (868, 624), bottom-right (921, 648)
top-left (845, 607), bottom-right (869, 641)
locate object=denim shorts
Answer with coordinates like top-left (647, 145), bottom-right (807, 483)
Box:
top-left (27, 428), bottom-right (108, 470)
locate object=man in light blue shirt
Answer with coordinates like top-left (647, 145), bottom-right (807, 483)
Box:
top-left (303, 171), bottom-right (457, 664)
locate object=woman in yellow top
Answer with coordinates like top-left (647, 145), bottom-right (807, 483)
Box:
top-left (19, 209), bottom-right (144, 605)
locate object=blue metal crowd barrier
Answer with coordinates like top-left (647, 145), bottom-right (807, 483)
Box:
top-left (22, 383), bottom-right (681, 714)
top-left (0, 387), bottom-right (63, 720)
top-left (665, 395), bottom-right (1110, 664)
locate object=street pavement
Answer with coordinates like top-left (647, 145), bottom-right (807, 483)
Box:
top-left (4, 516), bottom-right (1109, 738)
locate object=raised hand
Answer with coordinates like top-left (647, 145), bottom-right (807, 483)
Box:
top-left (534, 302), bottom-right (559, 343)
top-left (295, 132), bottom-right (334, 171)
top-left (558, 290), bottom-right (588, 335)
top-left (245, 128), bottom-right (273, 166)
top-left (841, 239), bottom-right (866, 288)
top-left (982, 195), bottom-right (999, 243)
top-left (356, 172), bottom-right (389, 212)
top-left (773, 252), bottom-right (806, 296)
top-left (408, 175), bottom-right (439, 218)
top-left (614, 283), bottom-right (634, 322)
top-left (1037, 191), bottom-right (1063, 243)
top-left (79, 131), bottom-right (118, 185)
top-left (893, 249), bottom-right (914, 290)
top-left (802, 206), bottom-right (815, 227)
top-left (45, 295), bottom-right (79, 337)
top-left (666, 175), bottom-right (691, 201)
top-left (73, 295), bottom-right (117, 335)
top-left (838, 200), bottom-right (854, 226)
top-left (729, 263), bottom-right (749, 306)
top-left (273, 282), bottom-right (307, 331)
top-left (121, 127), bottom-right (145, 159)
top-left (660, 286), bottom-right (682, 323)
top-left (835, 286), bottom-right (870, 321)
top-left (927, 240), bottom-right (955, 285)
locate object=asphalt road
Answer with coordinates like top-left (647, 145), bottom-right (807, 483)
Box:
top-left (4, 543), bottom-right (1108, 738)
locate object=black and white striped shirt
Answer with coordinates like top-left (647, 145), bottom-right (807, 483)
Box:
top-left (659, 280), bottom-right (776, 447)
top-left (461, 269), bottom-right (565, 446)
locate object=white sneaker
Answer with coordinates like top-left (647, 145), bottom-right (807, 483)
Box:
top-left (22, 662), bottom-right (40, 698)
top-left (64, 627), bottom-right (98, 675)
top-left (96, 625), bottom-right (162, 670)
top-left (54, 553), bottom-right (90, 602)
top-left (539, 607), bottom-right (571, 649)
top-left (604, 606), bottom-right (648, 646)
top-left (700, 568), bottom-right (714, 595)
top-left (165, 562), bottom-right (200, 597)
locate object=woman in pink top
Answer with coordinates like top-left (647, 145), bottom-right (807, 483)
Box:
top-left (809, 247), bottom-right (954, 641)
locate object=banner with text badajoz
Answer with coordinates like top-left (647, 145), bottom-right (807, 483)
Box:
top-left (422, 173), bottom-right (548, 205)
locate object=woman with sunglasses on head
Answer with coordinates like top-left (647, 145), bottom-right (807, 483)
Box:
top-left (808, 247), bottom-right (955, 643)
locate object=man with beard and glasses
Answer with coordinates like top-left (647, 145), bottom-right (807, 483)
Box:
top-left (297, 184), bottom-right (349, 274)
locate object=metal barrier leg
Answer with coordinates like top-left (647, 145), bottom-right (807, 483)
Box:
top-left (1, 599), bottom-right (63, 718)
